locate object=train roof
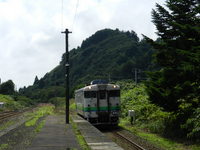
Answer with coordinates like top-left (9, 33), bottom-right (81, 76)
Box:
top-left (90, 79), bottom-right (108, 85)
top-left (75, 83), bottom-right (120, 93)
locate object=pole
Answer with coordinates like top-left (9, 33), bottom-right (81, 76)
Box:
top-left (61, 29), bottom-right (72, 124)
top-left (135, 68), bottom-right (137, 84)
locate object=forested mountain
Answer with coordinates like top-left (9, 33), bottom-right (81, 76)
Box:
top-left (20, 28), bottom-right (155, 101)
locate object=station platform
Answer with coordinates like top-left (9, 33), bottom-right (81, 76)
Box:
top-left (27, 115), bottom-right (81, 150)
top-left (72, 115), bottom-right (123, 150)
top-left (27, 114), bottom-right (123, 150)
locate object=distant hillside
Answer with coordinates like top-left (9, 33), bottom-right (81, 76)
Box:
top-left (20, 28), bottom-right (156, 101)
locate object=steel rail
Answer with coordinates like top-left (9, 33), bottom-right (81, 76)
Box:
top-left (113, 131), bottom-right (146, 150)
top-left (0, 111), bottom-right (21, 121)
top-left (0, 107), bottom-right (34, 122)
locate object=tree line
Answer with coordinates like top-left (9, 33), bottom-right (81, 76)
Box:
top-left (144, 0), bottom-right (199, 139)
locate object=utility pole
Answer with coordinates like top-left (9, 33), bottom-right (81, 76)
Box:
top-left (61, 29), bottom-right (72, 124)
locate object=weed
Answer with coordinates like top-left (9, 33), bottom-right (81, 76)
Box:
top-left (0, 144), bottom-right (8, 150)
top-left (35, 120), bottom-right (45, 133)
top-left (0, 121), bottom-right (15, 131)
top-left (70, 117), bottom-right (90, 150)
top-left (25, 106), bottom-right (54, 127)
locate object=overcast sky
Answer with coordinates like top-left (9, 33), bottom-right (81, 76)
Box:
top-left (0, 0), bottom-right (165, 89)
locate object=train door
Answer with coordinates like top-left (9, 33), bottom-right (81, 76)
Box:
top-left (108, 90), bottom-right (120, 123)
top-left (97, 90), bottom-right (110, 123)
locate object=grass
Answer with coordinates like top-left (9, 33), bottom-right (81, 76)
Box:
top-left (69, 100), bottom-right (90, 150)
top-left (0, 105), bottom-right (54, 150)
top-left (70, 117), bottom-right (90, 150)
top-left (0, 120), bottom-right (15, 131)
top-left (70, 102), bottom-right (76, 110)
top-left (25, 105), bottom-right (54, 127)
top-left (35, 120), bottom-right (45, 133)
top-left (53, 99), bottom-right (89, 149)
top-left (119, 118), bottom-right (200, 150)
top-left (0, 144), bottom-right (8, 150)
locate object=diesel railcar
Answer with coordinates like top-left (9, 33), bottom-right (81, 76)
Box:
top-left (75, 80), bottom-right (120, 125)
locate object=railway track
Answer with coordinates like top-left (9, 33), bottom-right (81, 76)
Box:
top-left (0, 107), bottom-right (35, 122)
top-left (0, 111), bottom-right (21, 122)
top-left (113, 131), bottom-right (146, 150)
top-left (99, 125), bottom-right (161, 150)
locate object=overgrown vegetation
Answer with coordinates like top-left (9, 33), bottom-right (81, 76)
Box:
top-left (0, 79), bottom-right (35, 112)
top-left (118, 81), bottom-right (170, 133)
top-left (0, 105), bottom-right (54, 150)
top-left (0, 120), bottom-right (15, 131)
top-left (0, 144), bottom-right (8, 150)
top-left (119, 81), bottom-right (200, 149)
top-left (70, 117), bottom-right (90, 150)
top-left (144, 0), bottom-right (200, 140)
top-left (34, 120), bottom-right (45, 133)
top-left (25, 105), bottom-right (54, 127)
top-left (0, 94), bottom-right (23, 111)
top-left (0, 94), bottom-right (34, 111)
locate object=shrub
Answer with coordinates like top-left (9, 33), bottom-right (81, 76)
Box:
top-left (0, 94), bottom-right (24, 111)
top-left (49, 97), bottom-right (65, 107)
top-left (120, 82), bottom-right (170, 133)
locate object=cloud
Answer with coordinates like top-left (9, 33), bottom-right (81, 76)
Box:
top-left (0, 0), bottom-right (165, 88)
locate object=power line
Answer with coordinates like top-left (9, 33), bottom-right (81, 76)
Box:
top-left (61, 0), bottom-right (64, 30)
top-left (61, 0), bottom-right (79, 31)
top-left (71, 0), bottom-right (79, 31)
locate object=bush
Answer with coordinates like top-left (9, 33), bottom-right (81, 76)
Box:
top-left (49, 97), bottom-right (65, 107)
top-left (0, 94), bottom-right (24, 111)
top-left (181, 106), bottom-right (200, 139)
top-left (120, 82), bottom-right (170, 133)
top-left (13, 95), bottom-right (34, 107)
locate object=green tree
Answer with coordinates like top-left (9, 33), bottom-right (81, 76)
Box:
top-left (21, 29), bottom-right (155, 100)
top-left (33, 76), bottom-right (39, 85)
top-left (0, 80), bottom-right (15, 95)
top-left (144, 0), bottom-right (200, 138)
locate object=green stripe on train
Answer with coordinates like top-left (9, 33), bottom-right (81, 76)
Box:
top-left (77, 106), bottom-right (120, 111)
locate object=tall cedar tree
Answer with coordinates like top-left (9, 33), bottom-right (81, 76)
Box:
top-left (144, 0), bottom-right (200, 137)
top-left (33, 76), bottom-right (39, 85)
top-left (144, 0), bottom-right (200, 111)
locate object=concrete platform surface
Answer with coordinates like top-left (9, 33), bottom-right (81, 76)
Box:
top-left (27, 115), bottom-right (80, 150)
top-left (72, 115), bottom-right (124, 150)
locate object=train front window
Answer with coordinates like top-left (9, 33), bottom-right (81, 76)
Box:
top-left (109, 90), bottom-right (120, 97)
top-left (84, 91), bottom-right (96, 98)
top-left (99, 91), bottom-right (106, 99)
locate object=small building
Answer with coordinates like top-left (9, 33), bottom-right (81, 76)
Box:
top-left (0, 102), bottom-right (4, 108)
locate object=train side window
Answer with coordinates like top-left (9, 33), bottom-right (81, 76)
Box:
top-left (109, 90), bottom-right (120, 97)
top-left (84, 91), bottom-right (96, 98)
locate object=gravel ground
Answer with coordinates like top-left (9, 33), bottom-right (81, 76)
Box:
top-left (0, 117), bottom-right (45, 150)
